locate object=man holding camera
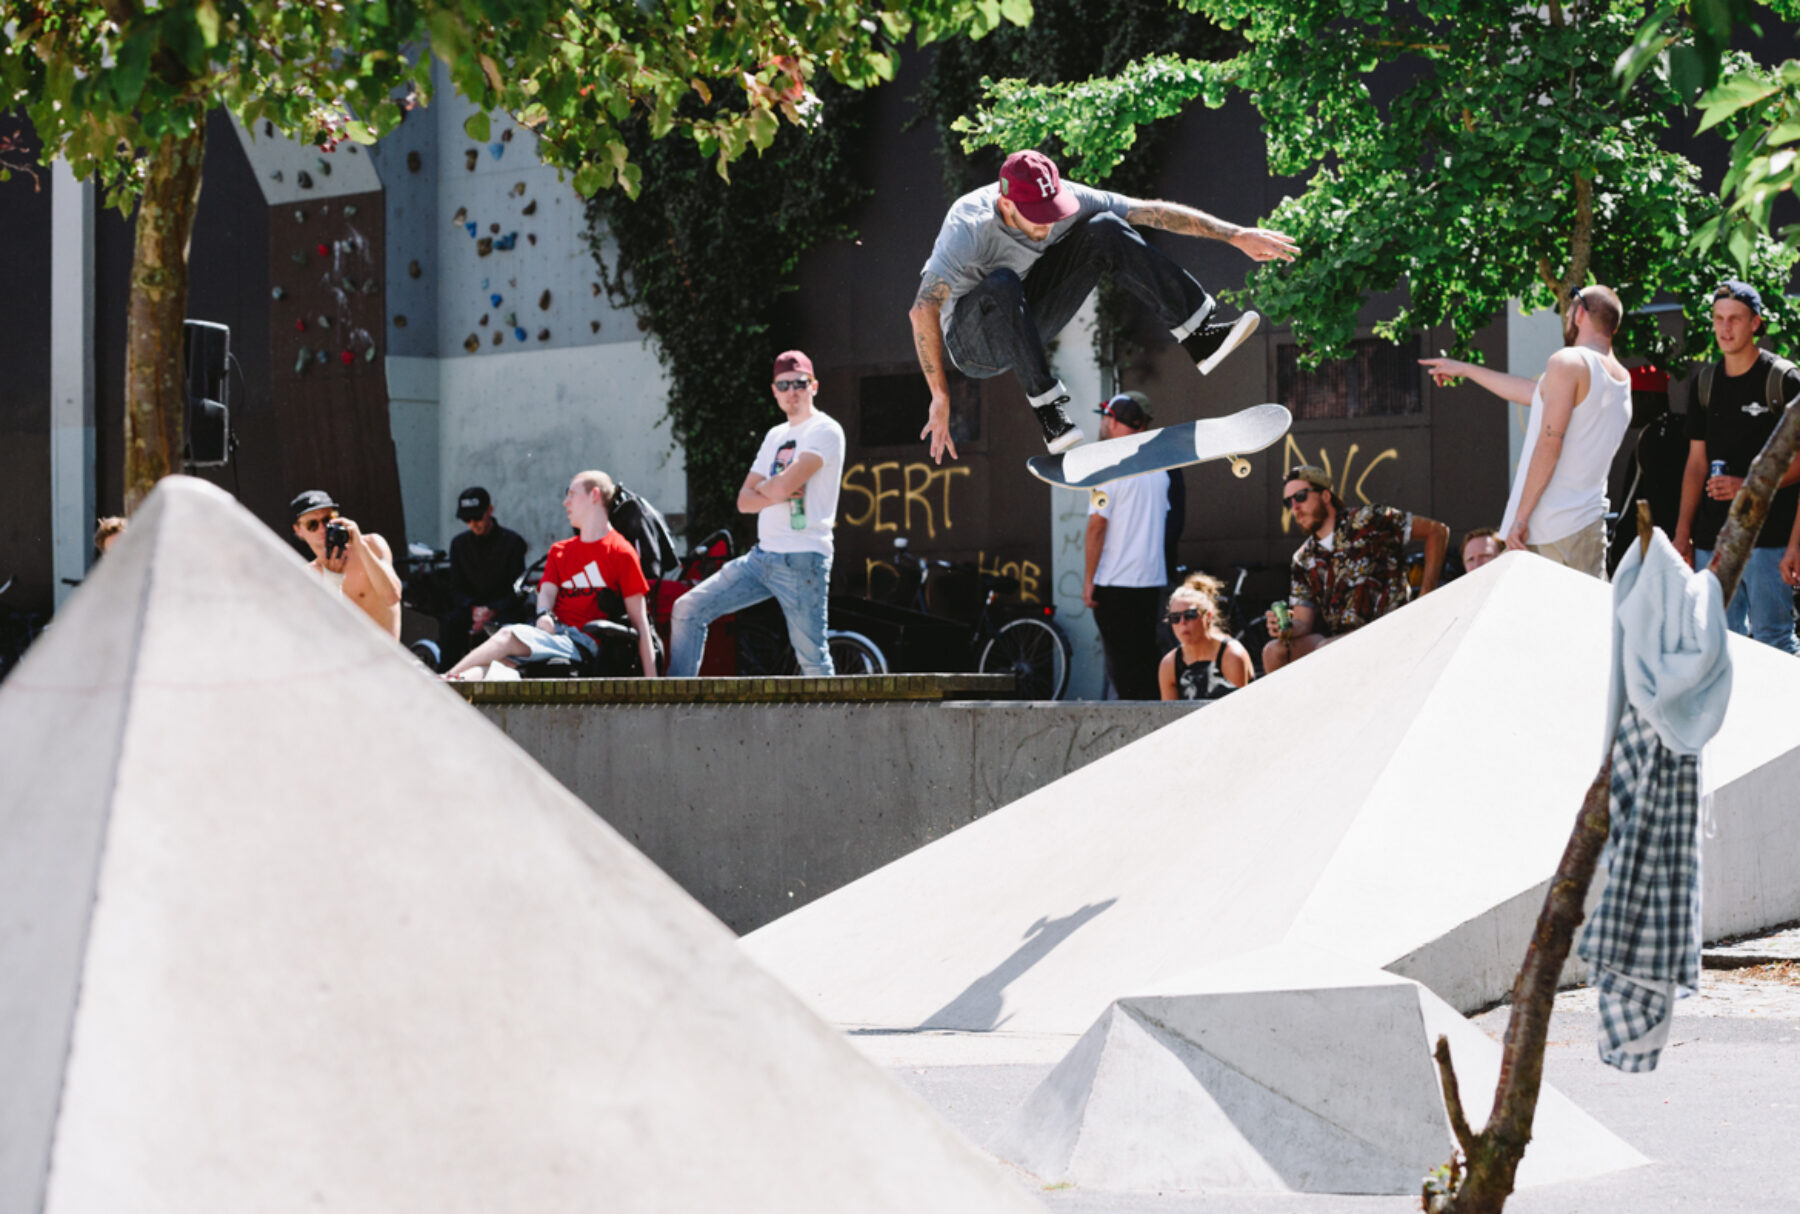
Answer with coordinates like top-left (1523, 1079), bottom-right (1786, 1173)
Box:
top-left (290, 489), bottom-right (403, 639)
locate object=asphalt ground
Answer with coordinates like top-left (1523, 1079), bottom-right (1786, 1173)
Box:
top-left (887, 942), bottom-right (1800, 1213)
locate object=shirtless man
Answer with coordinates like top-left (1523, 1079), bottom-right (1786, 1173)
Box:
top-left (290, 489), bottom-right (403, 638)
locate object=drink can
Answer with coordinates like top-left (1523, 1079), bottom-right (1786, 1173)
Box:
top-left (1710, 459), bottom-right (1728, 480)
top-left (1271, 600), bottom-right (1291, 634)
top-left (789, 494), bottom-right (807, 530)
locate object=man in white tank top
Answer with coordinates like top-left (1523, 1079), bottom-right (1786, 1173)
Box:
top-left (1422, 285), bottom-right (1633, 579)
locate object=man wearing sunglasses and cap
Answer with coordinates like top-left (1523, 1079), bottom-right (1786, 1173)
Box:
top-left (911, 148), bottom-right (1298, 462)
top-left (1676, 281), bottom-right (1800, 654)
top-left (668, 350), bottom-right (846, 677)
top-left (1084, 392), bottom-right (1183, 699)
top-left (289, 489), bottom-right (403, 638)
top-left (1264, 466), bottom-right (1448, 672)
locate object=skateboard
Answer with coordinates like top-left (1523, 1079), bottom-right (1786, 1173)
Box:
top-left (1027, 403), bottom-right (1293, 508)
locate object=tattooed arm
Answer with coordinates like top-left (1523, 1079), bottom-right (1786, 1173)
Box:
top-left (1123, 200), bottom-right (1299, 262)
top-left (910, 273), bottom-right (959, 463)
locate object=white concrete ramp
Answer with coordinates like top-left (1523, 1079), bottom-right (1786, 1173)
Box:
top-left (0, 478), bottom-right (1040, 1214)
top-left (990, 946), bottom-right (1645, 1195)
top-left (746, 552), bottom-right (1800, 1038)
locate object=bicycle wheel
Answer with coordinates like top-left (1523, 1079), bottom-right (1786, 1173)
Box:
top-left (979, 617), bottom-right (1071, 700)
top-left (827, 630), bottom-right (888, 676)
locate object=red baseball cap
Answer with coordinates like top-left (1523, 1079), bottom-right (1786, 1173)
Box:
top-left (772, 349), bottom-right (814, 379)
top-left (999, 150), bottom-right (1078, 226)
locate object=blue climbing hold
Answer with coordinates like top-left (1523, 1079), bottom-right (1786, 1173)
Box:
top-left (465, 221), bottom-right (478, 237)
top-left (513, 327), bottom-right (525, 341)
top-left (490, 293), bottom-right (503, 307)
top-left (490, 143), bottom-right (505, 159)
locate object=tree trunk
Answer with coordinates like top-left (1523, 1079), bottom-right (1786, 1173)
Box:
top-left (1428, 394), bottom-right (1800, 1212)
top-left (124, 121), bottom-right (206, 511)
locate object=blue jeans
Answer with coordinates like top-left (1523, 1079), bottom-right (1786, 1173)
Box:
top-left (1696, 545), bottom-right (1800, 655)
top-left (668, 547), bottom-right (834, 676)
top-left (945, 212), bottom-right (1214, 396)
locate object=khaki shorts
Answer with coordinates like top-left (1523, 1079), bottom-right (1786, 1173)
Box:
top-left (1530, 518), bottom-right (1607, 580)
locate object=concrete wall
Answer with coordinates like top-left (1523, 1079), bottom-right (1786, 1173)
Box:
top-left (475, 699), bottom-right (1200, 933)
top-left (365, 65), bottom-right (681, 553)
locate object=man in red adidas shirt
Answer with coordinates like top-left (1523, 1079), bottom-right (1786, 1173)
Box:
top-left (444, 469), bottom-right (658, 679)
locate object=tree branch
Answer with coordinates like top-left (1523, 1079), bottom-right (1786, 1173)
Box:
top-left (1563, 173), bottom-right (1593, 298)
top-left (1434, 1035), bottom-right (1477, 1154)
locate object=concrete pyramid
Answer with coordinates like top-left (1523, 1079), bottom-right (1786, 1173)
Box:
top-left (746, 552), bottom-right (1800, 1040)
top-left (990, 945), bottom-right (1645, 1194)
top-left (0, 478), bottom-right (1041, 1214)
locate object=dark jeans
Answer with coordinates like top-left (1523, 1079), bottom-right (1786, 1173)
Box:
top-left (945, 213), bottom-right (1214, 397)
top-left (1092, 584), bottom-right (1166, 701)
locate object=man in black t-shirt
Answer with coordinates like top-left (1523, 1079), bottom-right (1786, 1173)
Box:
top-left (1673, 281), bottom-right (1800, 655)
top-left (444, 486), bottom-right (530, 665)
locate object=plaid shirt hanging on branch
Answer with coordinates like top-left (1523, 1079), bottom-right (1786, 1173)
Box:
top-left (1577, 530), bottom-right (1732, 1072)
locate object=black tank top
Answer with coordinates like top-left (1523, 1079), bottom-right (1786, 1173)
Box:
top-left (1174, 645), bottom-right (1235, 701)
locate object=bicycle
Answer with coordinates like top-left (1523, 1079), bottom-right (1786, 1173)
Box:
top-left (830, 537), bottom-right (1073, 699)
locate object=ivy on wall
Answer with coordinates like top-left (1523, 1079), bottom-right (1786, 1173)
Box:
top-left (585, 84), bottom-right (873, 544)
top-left (587, 4), bottom-right (1235, 541)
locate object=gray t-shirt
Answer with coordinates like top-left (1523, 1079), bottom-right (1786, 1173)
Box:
top-left (921, 181), bottom-right (1131, 341)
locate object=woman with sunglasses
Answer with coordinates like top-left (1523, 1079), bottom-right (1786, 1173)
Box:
top-left (1158, 574), bottom-right (1252, 701)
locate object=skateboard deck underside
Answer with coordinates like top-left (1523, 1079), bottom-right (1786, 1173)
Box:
top-left (1026, 403), bottom-right (1292, 490)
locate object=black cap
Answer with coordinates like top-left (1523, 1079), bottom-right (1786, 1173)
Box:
top-left (289, 489), bottom-right (339, 521)
top-left (455, 486), bottom-right (492, 521)
top-left (1097, 391), bottom-right (1153, 429)
top-left (1714, 279), bottom-right (1765, 316)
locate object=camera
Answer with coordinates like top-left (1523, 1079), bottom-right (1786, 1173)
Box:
top-left (324, 519), bottom-right (350, 559)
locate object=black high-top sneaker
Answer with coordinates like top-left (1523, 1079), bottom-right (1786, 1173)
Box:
top-left (1181, 311), bottom-right (1262, 375)
top-left (1032, 396), bottom-right (1085, 453)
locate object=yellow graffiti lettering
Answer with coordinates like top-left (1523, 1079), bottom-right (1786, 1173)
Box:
top-left (840, 460), bottom-right (970, 538)
top-left (840, 463), bottom-right (876, 528)
top-left (1278, 436), bottom-right (1400, 533)
top-left (870, 461), bottom-right (901, 533)
top-left (978, 550), bottom-right (1043, 604)
top-left (905, 462), bottom-right (937, 538)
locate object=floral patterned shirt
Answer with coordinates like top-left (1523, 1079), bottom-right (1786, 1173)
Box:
top-left (1289, 503), bottom-right (1415, 636)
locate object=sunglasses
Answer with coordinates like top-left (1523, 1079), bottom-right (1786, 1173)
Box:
top-left (299, 515), bottom-right (339, 532)
top-left (1166, 608), bottom-right (1203, 624)
top-left (1282, 488), bottom-right (1317, 508)
top-left (774, 377), bottom-right (812, 391)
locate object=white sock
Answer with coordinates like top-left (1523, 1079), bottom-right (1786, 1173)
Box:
top-left (1170, 304), bottom-right (1213, 344)
top-left (1028, 381), bottom-right (1068, 408)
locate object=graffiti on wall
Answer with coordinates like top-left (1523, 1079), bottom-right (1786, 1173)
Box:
top-left (1277, 435), bottom-right (1400, 533)
top-left (840, 461), bottom-right (972, 538)
top-left (858, 550), bottom-right (1043, 605)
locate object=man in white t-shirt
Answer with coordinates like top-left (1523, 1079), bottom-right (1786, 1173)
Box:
top-left (1420, 285), bottom-right (1632, 579)
top-left (668, 350), bottom-right (847, 676)
top-left (1083, 392), bottom-right (1174, 699)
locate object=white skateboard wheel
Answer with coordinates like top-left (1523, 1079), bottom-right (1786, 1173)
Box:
top-left (1230, 457), bottom-right (1251, 479)
top-left (1090, 487), bottom-right (1110, 510)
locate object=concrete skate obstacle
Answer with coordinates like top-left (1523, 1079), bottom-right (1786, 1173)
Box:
top-left (746, 553), bottom-right (1800, 1041)
top-left (989, 944), bottom-right (1645, 1195)
top-left (0, 477), bottom-right (1041, 1214)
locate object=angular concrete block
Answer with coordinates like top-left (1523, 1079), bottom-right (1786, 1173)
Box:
top-left (747, 552), bottom-right (1800, 1039)
top-left (992, 947), bottom-right (1646, 1195)
top-left (0, 478), bottom-right (1040, 1214)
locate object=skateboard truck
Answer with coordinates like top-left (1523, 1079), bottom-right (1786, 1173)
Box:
top-left (1230, 456), bottom-right (1251, 479)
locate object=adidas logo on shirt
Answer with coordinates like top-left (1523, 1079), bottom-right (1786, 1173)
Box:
top-left (560, 561), bottom-right (608, 593)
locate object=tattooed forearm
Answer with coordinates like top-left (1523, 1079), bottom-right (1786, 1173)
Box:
top-left (913, 330), bottom-right (938, 376)
top-left (1125, 202), bottom-right (1240, 241)
top-left (913, 273), bottom-right (952, 309)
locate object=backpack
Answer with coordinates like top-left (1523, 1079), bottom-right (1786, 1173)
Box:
top-left (1695, 355), bottom-right (1797, 414)
top-left (607, 483), bottom-right (681, 582)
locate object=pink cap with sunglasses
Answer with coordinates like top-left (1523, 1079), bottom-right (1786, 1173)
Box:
top-left (773, 350), bottom-right (814, 379)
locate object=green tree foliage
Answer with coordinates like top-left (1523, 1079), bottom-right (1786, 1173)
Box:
top-left (0, 0), bottom-right (1024, 505)
top-left (1617, 2), bottom-right (1800, 272)
top-left (959, 0), bottom-right (1796, 367)
top-left (585, 84), bottom-right (873, 544)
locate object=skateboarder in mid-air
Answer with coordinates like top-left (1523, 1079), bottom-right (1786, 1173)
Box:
top-left (910, 149), bottom-right (1299, 463)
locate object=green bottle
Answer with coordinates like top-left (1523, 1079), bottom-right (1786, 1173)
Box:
top-left (789, 491), bottom-right (807, 530)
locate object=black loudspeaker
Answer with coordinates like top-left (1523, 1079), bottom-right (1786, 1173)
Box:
top-left (183, 319), bottom-right (231, 467)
